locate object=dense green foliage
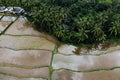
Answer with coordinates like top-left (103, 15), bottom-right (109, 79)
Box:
top-left (0, 0), bottom-right (120, 45)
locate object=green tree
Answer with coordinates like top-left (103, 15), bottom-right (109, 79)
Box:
top-left (109, 14), bottom-right (120, 37)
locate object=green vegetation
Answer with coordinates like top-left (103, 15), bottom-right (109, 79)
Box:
top-left (0, 0), bottom-right (120, 45)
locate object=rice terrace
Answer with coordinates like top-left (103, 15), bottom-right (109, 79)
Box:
top-left (0, 0), bottom-right (120, 80)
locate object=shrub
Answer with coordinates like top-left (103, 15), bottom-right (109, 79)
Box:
top-left (1, 0), bottom-right (117, 45)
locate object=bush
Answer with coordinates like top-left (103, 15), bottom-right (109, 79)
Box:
top-left (1, 0), bottom-right (120, 45)
top-left (24, 0), bottom-right (120, 45)
top-left (54, 0), bottom-right (78, 7)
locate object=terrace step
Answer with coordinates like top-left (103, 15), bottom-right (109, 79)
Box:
top-left (52, 69), bottom-right (120, 80)
top-left (0, 74), bottom-right (46, 80)
top-left (0, 35), bottom-right (55, 51)
top-left (0, 67), bottom-right (49, 78)
top-left (0, 48), bottom-right (52, 67)
top-left (52, 51), bottom-right (120, 71)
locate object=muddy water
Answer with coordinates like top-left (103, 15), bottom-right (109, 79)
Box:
top-left (53, 45), bottom-right (120, 80)
top-left (53, 69), bottom-right (120, 80)
top-left (0, 21), bottom-right (11, 32)
top-left (53, 50), bottom-right (120, 71)
top-left (0, 74), bottom-right (46, 80)
top-left (0, 15), bottom-right (56, 80)
top-left (0, 48), bottom-right (52, 67)
top-left (1, 16), bottom-right (16, 22)
top-left (53, 43), bottom-right (120, 71)
top-left (1, 15), bottom-right (120, 80)
top-left (58, 43), bottom-right (118, 55)
top-left (5, 17), bottom-right (41, 36)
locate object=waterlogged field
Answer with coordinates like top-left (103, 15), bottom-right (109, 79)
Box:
top-left (0, 14), bottom-right (120, 80)
top-left (0, 0), bottom-right (120, 80)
